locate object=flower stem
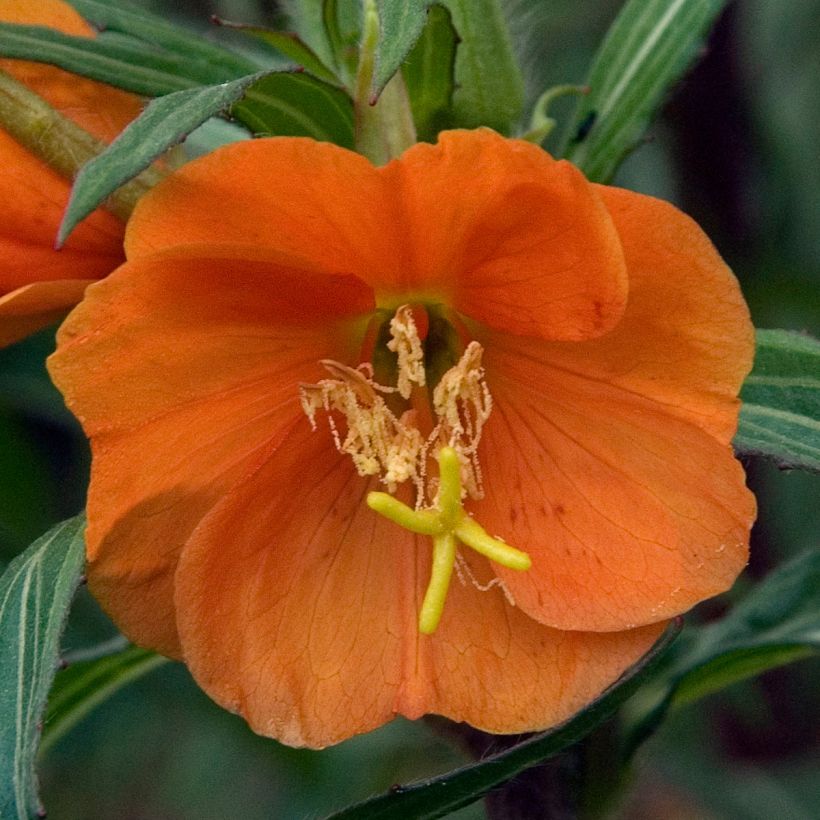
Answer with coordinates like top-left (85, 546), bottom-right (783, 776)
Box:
top-left (0, 68), bottom-right (159, 220)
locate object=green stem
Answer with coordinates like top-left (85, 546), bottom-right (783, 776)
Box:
top-left (0, 68), bottom-right (160, 220)
top-left (521, 84), bottom-right (589, 145)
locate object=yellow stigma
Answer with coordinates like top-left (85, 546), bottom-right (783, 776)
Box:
top-left (367, 447), bottom-right (531, 634)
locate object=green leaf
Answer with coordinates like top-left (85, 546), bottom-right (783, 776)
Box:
top-left (58, 73), bottom-right (268, 246)
top-left (234, 71), bottom-right (355, 146)
top-left (438, 0), bottom-right (524, 133)
top-left (624, 550), bottom-right (820, 755)
top-left (401, 4), bottom-right (456, 141)
top-left (375, 1), bottom-right (524, 134)
top-left (40, 643), bottom-right (168, 757)
top-left (323, 0), bottom-right (348, 75)
top-left (373, 1), bottom-right (428, 94)
top-left (68, 0), bottom-right (258, 76)
top-left (735, 330), bottom-right (820, 472)
top-left (0, 23), bottom-right (201, 96)
top-left (214, 20), bottom-right (340, 84)
top-left (0, 516), bottom-right (86, 820)
top-left (327, 623), bottom-right (681, 820)
top-left (672, 550), bottom-right (820, 704)
top-left (561, 0), bottom-right (728, 182)
top-left (281, 0), bottom-right (335, 67)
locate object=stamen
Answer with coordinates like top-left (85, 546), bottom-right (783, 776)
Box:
top-left (454, 553), bottom-right (517, 605)
top-left (431, 341), bottom-right (492, 499)
top-left (298, 360), bottom-right (424, 492)
top-left (367, 447), bottom-right (531, 634)
top-left (387, 304), bottom-right (426, 399)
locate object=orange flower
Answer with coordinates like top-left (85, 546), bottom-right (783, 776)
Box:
top-left (48, 129), bottom-right (756, 748)
top-left (0, 0), bottom-right (141, 346)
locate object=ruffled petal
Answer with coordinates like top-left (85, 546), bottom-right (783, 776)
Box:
top-left (536, 186), bottom-right (755, 443)
top-left (125, 138), bottom-right (402, 282)
top-left (48, 247), bottom-right (374, 655)
top-left (472, 330), bottom-right (755, 633)
top-left (382, 130), bottom-right (628, 340)
top-left (125, 132), bottom-right (628, 343)
top-left (175, 419), bottom-right (667, 747)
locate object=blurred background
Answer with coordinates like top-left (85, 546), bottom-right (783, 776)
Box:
top-left (0, 0), bottom-right (818, 817)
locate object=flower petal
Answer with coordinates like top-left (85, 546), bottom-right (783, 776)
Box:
top-left (125, 138), bottom-right (401, 281)
top-left (48, 247), bottom-right (374, 654)
top-left (0, 0), bottom-right (143, 343)
top-left (474, 331), bottom-right (755, 633)
top-left (382, 130), bottom-right (628, 340)
top-left (0, 129), bottom-right (123, 344)
top-left (425, 552), bottom-right (668, 734)
top-left (537, 186), bottom-right (755, 443)
top-left (0, 280), bottom-right (94, 346)
top-left (0, 0), bottom-right (89, 31)
top-left (125, 132), bottom-right (628, 343)
top-left (174, 420), bottom-right (667, 747)
top-left (174, 425), bottom-right (417, 747)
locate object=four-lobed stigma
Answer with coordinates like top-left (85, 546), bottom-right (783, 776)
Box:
top-left (368, 446), bottom-right (531, 633)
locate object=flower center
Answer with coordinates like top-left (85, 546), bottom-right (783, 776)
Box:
top-left (299, 304), bottom-right (531, 633)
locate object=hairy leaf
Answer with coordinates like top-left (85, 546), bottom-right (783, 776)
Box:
top-left (234, 71), bottom-right (355, 145)
top-left (735, 330), bottom-right (820, 472)
top-left (214, 21), bottom-right (339, 83)
top-left (58, 73), bottom-right (269, 245)
top-left (40, 644), bottom-right (168, 756)
top-left (69, 0), bottom-right (257, 76)
top-left (0, 23), bottom-right (202, 96)
top-left (375, 0), bottom-right (523, 133)
top-left (0, 516), bottom-right (85, 820)
top-left (401, 4), bottom-right (456, 141)
top-left (624, 550), bottom-right (820, 755)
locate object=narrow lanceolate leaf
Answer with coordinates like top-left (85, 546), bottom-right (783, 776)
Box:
top-left (0, 23), bottom-right (200, 97)
top-left (375, 0), bottom-right (523, 134)
top-left (69, 0), bottom-right (258, 76)
top-left (234, 72), bottom-right (355, 146)
top-left (735, 329), bottom-right (820, 472)
top-left (58, 73), bottom-right (270, 246)
top-left (328, 623), bottom-right (681, 820)
top-left (623, 550), bottom-right (820, 755)
top-left (218, 22), bottom-right (340, 83)
top-left (561, 0), bottom-right (727, 182)
top-left (671, 549), bottom-right (820, 704)
top-left (40, 644), bottom-right (168, 756)
top-left (0, 516), bottom-right (86, 820)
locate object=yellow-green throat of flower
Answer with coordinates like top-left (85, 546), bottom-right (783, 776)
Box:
top-left (300, 304), bottom-right (531, 634)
